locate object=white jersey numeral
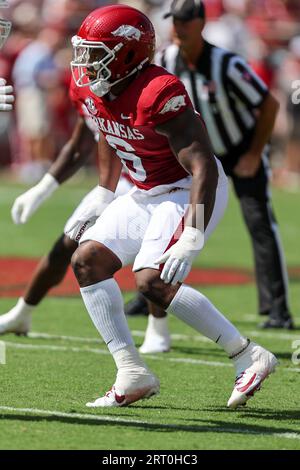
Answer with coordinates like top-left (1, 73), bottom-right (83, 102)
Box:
top-left (105, 135), bottom-right (146, 182)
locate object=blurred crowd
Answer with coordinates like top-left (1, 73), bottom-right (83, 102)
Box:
top-left (1, 0), bottom-right (300, 189)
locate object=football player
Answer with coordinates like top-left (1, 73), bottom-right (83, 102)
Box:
top-left (0, 78), bottom-right (168, 342)
top-left (65, 4), bottom-right (277, 408)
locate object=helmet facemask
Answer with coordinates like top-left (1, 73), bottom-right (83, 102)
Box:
top-left (71, 35), bottom-right (126, 97)
top-left (71, 35), bottom-right (150, 97)
top-left (0, 18), bottom-right (11, 49)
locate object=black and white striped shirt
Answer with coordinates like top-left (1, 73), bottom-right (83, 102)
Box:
top-left (155, 41), bottom-right (268, 166)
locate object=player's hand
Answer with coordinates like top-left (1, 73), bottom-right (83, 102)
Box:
top-left (64, 186), bottom-right (114, 242)
top-left (11, 174), bottom-right (59, 224)
top-left (233, 152), bottom-right (261, 178)
top-left (155, 227), bottom-right (204, 286)
top-left (0, 78), bottom-right (14, 111)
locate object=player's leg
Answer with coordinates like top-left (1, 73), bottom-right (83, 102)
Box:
top-left (134, 167), bottom-right (277, 408)
top-left (0, 187), bottom-right (101, 335)
top-left (231, 153), bottom-right (293, 329)
top-left (124, 290), bottom-right (172, 354)
top-left (0, 234), bottom-right (77, 335)
top-left (136, 268), bottom-right (277, 408)
top-left (24, 235), bottom-right (77, 305)
top-left (71, 194), bottom-right (160, 407)
top-left (116, 174), bottom-right (172, 352)
top-left (139, 301), bottom-right (170, 354)
top-left (138, 159), bottom-right (227, 355)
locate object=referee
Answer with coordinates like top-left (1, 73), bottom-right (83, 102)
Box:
top-left (154, 0), bottom-right (293, 329)
top-left (128, 0), bottom-right (294, 353)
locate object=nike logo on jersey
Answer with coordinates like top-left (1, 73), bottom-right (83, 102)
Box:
top-left (121, 113), bottom-right (131, 120)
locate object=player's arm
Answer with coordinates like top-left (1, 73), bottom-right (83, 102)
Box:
top-left (49, 115), bottom-right (94, 183)
top-left (11, 116), bottom-right (95, 224)
top-left (64, 134), bottom-right (122, 242)
top-left (154, 108), bottom-right (219, 286)
top-left (156, 107), bottom-right (218, 229)
top-left (98, 132), bottom-right (123, 192)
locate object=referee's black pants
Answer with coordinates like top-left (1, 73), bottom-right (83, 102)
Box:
top-left (224, 157), bottom-right (290, 320)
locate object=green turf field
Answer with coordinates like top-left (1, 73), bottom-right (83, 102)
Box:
top-left (0, 179), bottom-right (299, 450)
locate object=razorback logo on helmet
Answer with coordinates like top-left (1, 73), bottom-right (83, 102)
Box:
top-left (159, 95), bottom-right (186, 114)
top-left (112, 25), bottom-right (143, 41)
top-left (85, 97), bottom-right (98, 116)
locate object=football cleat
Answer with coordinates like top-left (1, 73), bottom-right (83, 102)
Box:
top-left (86, 373), bottom-right (160, 408)
top-left (124, 293), bottom-right (149, 316)
top-left (0, 309), bottom-right (31, 335)
top-left (227, 341), bottom-right (278, 409)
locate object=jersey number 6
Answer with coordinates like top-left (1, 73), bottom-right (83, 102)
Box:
top-left (105, 135), bottom-right (146, 182)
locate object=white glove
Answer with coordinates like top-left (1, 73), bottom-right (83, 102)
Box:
top-left (155, 227), bottom-right (204, 286)
top-left (11, 173), bottom-right (59, 224)
top-left (64, 186), bottom-right (114, 242)
top-left (0, 78), bottom-right (14, 111)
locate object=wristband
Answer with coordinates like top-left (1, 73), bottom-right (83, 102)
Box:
top-left (96, 186), bottom-right (115, 203)
top-left (36, 173), bottom-right (59, 197)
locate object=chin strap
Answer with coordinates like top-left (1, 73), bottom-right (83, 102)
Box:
top-left (89, 58), bottom-right (149, 97)
top-left (90, 80), bottom-right (111, 97)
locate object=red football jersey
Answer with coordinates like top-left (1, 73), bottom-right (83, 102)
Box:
top-left (69, 65), bottom-right (194, 190)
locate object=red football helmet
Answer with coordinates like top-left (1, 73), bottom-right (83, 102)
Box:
top-left (71, 4), bottom-right (156, 97)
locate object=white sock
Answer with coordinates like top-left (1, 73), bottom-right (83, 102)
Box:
top-left (12, 298), bottom-right (34, 317)
top-left (146, 315), bottom-right (170, 338)
top-left (80, 278), bottom-right (135, 354)
top-left (114, 345), bottom-right (149, 377)
top-left (114, 346), bottom-right (155, 393)
top-left (167, 285), bottom-right (247, 356)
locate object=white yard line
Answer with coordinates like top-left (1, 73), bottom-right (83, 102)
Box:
top-left (0, 405), bottom-right (299, 440)
top-left (4, 340), bottom-right (300, 373)
top-left (4, 341), bottom-right (230, 367)
top-left (247, 330), bottom-right (300, 341)
top-left (243, 315), bottom-right (257, 321)
top-left (29, 332), bottom-right (105, 344)
top-left (29, 330), bottom-right (213, 345)
top-left (5, 341), bottom-right (111, 356)
top-left (29, 328), bottom-right (300, 346)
